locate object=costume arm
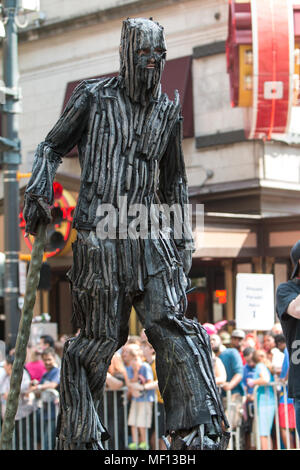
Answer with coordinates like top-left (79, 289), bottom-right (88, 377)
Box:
top-left (158, 118), bottom-right (195, 273)
top-left (25, 81), bottom-right (91, 205)
top-left (23, 81), bottom-right (91, 234)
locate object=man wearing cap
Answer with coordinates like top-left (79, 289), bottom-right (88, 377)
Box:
top-left (231, 329), bottom-right (246, 365)
top-left (276, 239), bottom-right (300, 438)
top-left (210, 334), bottom-right (244, 433)
top-left (220, 331), bottom-right (231, 348)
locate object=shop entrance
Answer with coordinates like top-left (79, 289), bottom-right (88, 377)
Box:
top-left (186, 259), bottom-right (226, 325)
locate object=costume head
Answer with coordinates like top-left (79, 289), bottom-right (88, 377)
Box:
top-left (119, 17), bottom-right (167, 105)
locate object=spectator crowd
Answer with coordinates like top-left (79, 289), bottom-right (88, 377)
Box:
top-left (205, 320), bottom-right (297, 450)
top-left (0, 321), bottom-right (297, 450)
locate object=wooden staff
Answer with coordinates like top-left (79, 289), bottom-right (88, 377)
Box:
top-left (0, 224), bottom-right (46, 450)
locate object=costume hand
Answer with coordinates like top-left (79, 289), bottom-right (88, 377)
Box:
top-left (23, 193), bottom-right (51, 236)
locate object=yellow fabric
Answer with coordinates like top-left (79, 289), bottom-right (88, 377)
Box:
top-left (151, 360), bottom-right (163, 404)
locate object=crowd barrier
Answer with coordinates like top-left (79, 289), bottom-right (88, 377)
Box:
top-left (0, 387), bottom-right (162, 450)
top-left (0, 388), bottom-right (60, 450)
top-left (226, 383), bottom-right (300, 450)
top-left (1, 383), bottom-right (299, 450)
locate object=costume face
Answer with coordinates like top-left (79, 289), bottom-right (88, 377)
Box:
top-left (119, 18), bottom-right (167, 104)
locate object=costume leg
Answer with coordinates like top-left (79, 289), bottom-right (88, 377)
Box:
top-left (56, 232), bottom-right (132, 450)
top-left (133, 241), bottom-right (230, 450)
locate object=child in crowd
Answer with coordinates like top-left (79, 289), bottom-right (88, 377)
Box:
top-left (25, 347), bottom-right (47, 383)
top-left (247, 349), bottom-right (276, 450)
top-left (126, 344), bottom-right (155, 450)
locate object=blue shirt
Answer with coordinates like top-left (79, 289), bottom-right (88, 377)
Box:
top-left (40, 367), bottom-right (60, 385)
top-left (243, 364), bottom-right (255, 395)
top-left (279, 348), bottom-right (293, 405)
top-left (40, 366), bottom-right (60, 420)
top-left (127, 362), bottom-right (155, 402)
top-left (253, 363), bottom-right (275, 405)
top-left (220, 348), bottom-right (244, 396)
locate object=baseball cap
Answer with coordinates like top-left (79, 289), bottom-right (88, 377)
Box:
top-left (231, 329), bottom-right (245, 339)
top-left (219, 331), bottom-right (231, 345)
top-left (290, 240), bottom-right (300, 279)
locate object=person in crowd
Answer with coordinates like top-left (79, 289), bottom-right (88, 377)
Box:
top-left (209, 330), bottom-right (226, 353)
top-left (219, 331), bottom-right (231, 349)
top-left (105, 352), bottom-right (129, 450)
top-left (25, 346), bottom-right (47, 383)
top-left (54, 340), bottom-right (65, 361)
top-left (138, 329), bottom-right (167, 449)
top-left (0, 355), bottom-right (36, 449)
top-left (276, 240), bottom-right (300, 440)
top-left (230, 329), bottom-right (246, 365)
top-left (277, 346), bottom-right (297, 449)
top-left (139, 339), bottom-right (166, 450)
top-left (202, 323), bottom-right (217, 336)
top-left (263, 332), bottom-right (284, 377)
top-left (121, 342), bottom-right (141, 370)
top-left (58, 334), bottom-right (70, 344)
top-left (126, 344), bottom-right (155, 450)
top-left (37, 334), bottom-right (61, 367)
top-left (29, 347), bottom-right (60, 450)
top-left (272, 322), bottom-right (283, 336)
top-left (214, 320), bottom-right (228, 333)
top-left (242, 347), bottom-right (256, 450)
top-left (247, 349), bottom-right (276, 450)
top-left (242, 347), bottom-right (256, 395)
top-left (210, 334), bottom-right (244, 433)
top-left (37, 334), bottom-right (55, 350)
top-left (212, 350), bottom-right (227, 388)
top-left (243, 332), bottom-right (260, 350)
top-left (126, 335), bottom-right (143, 347)
top-left (274, 334), bottom-right (286, 354)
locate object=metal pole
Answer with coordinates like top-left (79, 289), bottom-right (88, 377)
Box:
top-left (2, 0), bottom-right (21, 349)
top-left (0, 223), bottom-right (46, 449)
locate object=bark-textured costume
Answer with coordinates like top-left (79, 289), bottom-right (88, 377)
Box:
top-left (23, 18), bottom-right (230, 450)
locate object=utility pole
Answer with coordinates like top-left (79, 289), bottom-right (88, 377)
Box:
top-left (1, 0), bottom-right (21, 349)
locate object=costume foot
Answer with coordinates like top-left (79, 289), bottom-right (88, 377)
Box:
top-left (56, 438), bottom-right (104, 450)
top-left (169, 425), bottom-right (230, 450)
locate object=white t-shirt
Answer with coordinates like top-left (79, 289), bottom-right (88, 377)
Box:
top-left (0, 365), bottom-right (36, 420)
top-left (271, 347), bottom-right (284, 373)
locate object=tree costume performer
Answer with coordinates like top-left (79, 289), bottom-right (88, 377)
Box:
top-left (23, 18), bottom-right (230, 450)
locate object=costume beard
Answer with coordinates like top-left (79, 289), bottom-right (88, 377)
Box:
top-left (119, 18), bottom-right (167, 106)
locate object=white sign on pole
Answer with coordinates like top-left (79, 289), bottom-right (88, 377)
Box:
top-left (19, 260), bottom-right (27, 296)
top-left (20, 0), bottom-right (40, 12)
top-left (235, 273), bottom-right (275, 331)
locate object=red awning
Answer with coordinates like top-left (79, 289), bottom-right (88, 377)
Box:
top-left (62, 55), bottom-right (194, 157)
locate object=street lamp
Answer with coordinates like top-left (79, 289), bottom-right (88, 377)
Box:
top-left (0, 0), bottom-right (40, 348)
